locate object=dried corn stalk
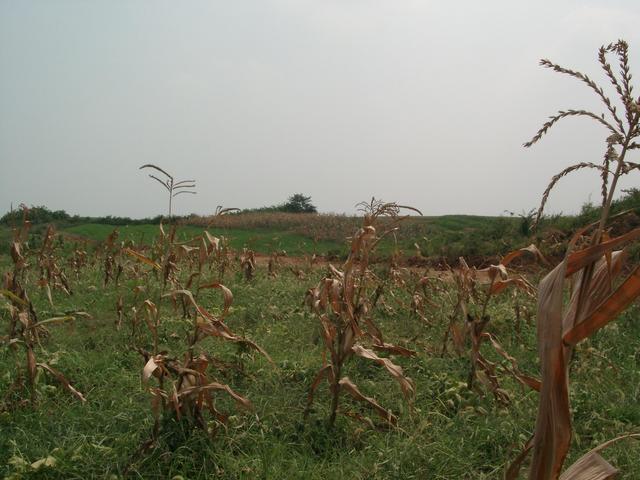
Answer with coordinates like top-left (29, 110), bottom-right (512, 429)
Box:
top-left (139, 164), bottom-right (196, 218)
top-left (439, 247), bottom-right (542, 403)
top-left (240, 248), bottom-right (256, 281)
top-left (509, 40), bottom-right (640, 479)
top-left (1, 211), bottom-right (87, 409)
top-left (139, 285), bottom-right (270, 440)
top-left (305, 200), bottom-right (420, 427)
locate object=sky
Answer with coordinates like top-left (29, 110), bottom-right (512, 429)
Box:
top-left (1, 0), bottom-right (640, 218)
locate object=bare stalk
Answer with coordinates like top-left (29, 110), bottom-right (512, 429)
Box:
top-left (139, 164), bottom-right (196, 219)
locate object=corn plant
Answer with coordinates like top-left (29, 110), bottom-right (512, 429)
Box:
top-left (35, 225), bottom-right (72, 306)
top-left (239, 248), bottom-right (256, 281)
top-left (409, 276), bottom-right (443, 325)
top-left (305, 199), bottom-right (420, 427)
top-left (140, 164), bottom-right (196, 218)
top-left (118, 221), bottom-right (271, 442)
top-left (1, 211), bottom-right (87, 409)
top-left (439, 247), bottom-right (544, 404)
top-left (508, 40), bottom-right (640, 479)
top-left (267, 250), bottom-right (285, 278)
top-left (69, 241), bottom-right (89, 279)
top-left (139, 285), bottom-right (270, 440)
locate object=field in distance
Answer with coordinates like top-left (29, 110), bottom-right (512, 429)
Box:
top-left (57, 213), bottom-right (525, 262)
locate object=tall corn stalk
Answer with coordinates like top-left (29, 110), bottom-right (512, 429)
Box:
top-left (305, 199), bottom-right (420, 427)
top-left (509, 40), bottom-right (640, 480)
top-left (139, 164), bottom-right (196, 218)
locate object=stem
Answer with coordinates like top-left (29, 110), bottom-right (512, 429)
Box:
top-left (571, 110), bottom-right (639, 334)
top-left (467, 279), bottom-right (495, 388)
top-left (441, 292), bottom-right (462, 356)
top-left (595, 110), bottom-right (639, 239)
top-left (328, 330), bottom-right (343, 427)
top-left (328, 363), bottom-right (341, 427)
top-left (168, 178), bottom-right (173, 219)
top-left (480, 278), bottom-right (495, 321)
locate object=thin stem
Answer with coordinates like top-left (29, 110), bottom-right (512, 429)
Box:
top-left (571, 109), bottom-right (639, 336)
top-left (328, 329), bottom-right (343, 427)
top-left (168, 178), bottom-right (173, 219)
top-left (595, 114), bottom-right (639, 240)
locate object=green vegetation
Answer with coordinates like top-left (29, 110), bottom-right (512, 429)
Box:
top-left (5, 188), bottom-right (640, 264)
top-left (62, 223), bottom-right (344, 258)
top-left (1, 250), bottom-right (638, 478)
top-left (236, 193), bottom-right (318, 214)
top-left (0, 205), bottom-right (167, 227)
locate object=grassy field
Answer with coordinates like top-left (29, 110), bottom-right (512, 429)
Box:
top-left (5, 39), bottom-right (640, 479)
top-left (62, 223), bottom-right (346, 258)
top-left (1, 222), bottom-right (639, 478)
top-left (49, 213), bottom-right (525, 263)
top-left (192, 212), bottom-right (524, 259)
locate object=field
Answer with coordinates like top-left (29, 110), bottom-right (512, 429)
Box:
top-left (1, 215), bottom-right (639, 479)
top-left (4, 40), bottom-right (640, 480)
top-left (62, 223), bottom-right (345, 258)
top-left (1, 211), bottom-right (534, 262)
top-left (60, 214), bottom-right (527, 261)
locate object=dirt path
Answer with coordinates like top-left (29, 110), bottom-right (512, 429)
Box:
top-left (253, 253), bottom-right (497, 283)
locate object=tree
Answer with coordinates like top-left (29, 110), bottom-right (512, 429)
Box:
top-left (282, 193), bottom-right (317, 213)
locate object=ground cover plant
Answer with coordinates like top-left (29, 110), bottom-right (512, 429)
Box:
top-left (0, 224), bottom-right (639, 478)
top-left (1, 41), bottom-right (640, 480)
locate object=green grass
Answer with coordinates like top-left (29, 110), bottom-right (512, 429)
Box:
top-left (62, 223), bottom-right (346, 257)
top-left (58, 214), bottom-right (524, 261)
top-left (1, 212), bottom-right (530, 262)
top-left (426, 215), bottom-right (504, 231)
top-left (1, 251), bottom-right (639, 479)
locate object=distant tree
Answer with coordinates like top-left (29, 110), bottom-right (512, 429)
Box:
top-left (0, 205), bottom-right (70, 225)
top-left (282, 194), bottom-right (317, 213)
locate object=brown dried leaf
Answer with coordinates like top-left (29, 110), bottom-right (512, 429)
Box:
top-left (371, 342), bottom-right (417, 357)
top-left (505, 437), bottom-right (534, 480)
top-left (565, 227), bottom-right (640, 276)
top-left (204, 231), bottom-right (220, 252)
top-left (351, 344), bottom-right (415, 401)
top-left (490, 277), bottom-right (536, 296)
top-left (45, 283), bottom-right (53, 307)
top-left (307, 364), bottom-right (332, 408)
top-left (178, 382), bottom-right (252, 410)
top-left (502, 244), bottom-right (549, 267)
top-left (564, 263), bottom-right (640, 346)
top-left (319, 314), bottom-right (337, 355)
top-left (482, 332), bottom-right (541, 391)
top-left (27, 346), bottom-right (37, 385)
top-left (197, 283), bottom-right (234, 318)
top-left (198, 237), bottom-right (208, 266)
top-left (29, 316), bottom-right (75, 330)
top-left (197, 318), bottom-right (273, 364)
top-left (142, 356), bottom-right (164, 382)
top-left (479, 264), bottom-right (508, 282)
top-left (37, 362), bottom-right (86, 402)
top-left (559, 453), bottom-right (618, 480)
top-left (123, 248), bottom-right (161, 270)
top-left (530, 260), bottom-right (572, 479)
top-left (338, 376), bottom-right (397, 425)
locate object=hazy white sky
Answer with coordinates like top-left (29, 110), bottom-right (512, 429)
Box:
top-left (1, 0), bottom-right (640, 217)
